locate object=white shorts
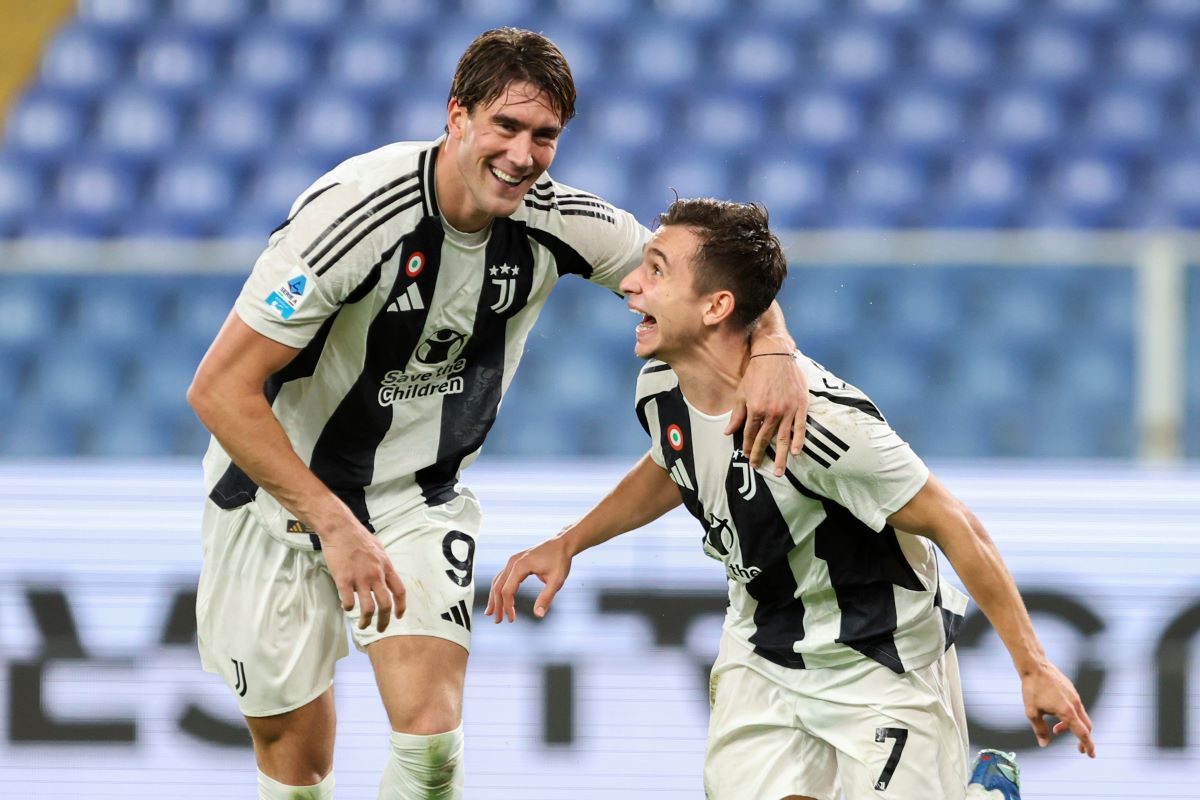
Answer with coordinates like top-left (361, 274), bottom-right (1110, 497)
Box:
top-left (196, 490), bottom-right (482, 717)
top-left (704, 633), bottom-right (969, 800)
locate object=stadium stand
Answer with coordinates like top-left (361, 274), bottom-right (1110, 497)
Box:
top-left (0, 1), bottom-right (1194, 459)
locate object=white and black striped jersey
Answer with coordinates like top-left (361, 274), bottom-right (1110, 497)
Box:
top-left (635, 355), bottom-right (968, 674)
top-left (203, 138), bottom-right (649, 549)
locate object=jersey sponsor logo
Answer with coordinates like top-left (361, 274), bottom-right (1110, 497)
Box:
top-left (377, 358), bottom-right (467, 405)
top-left (264, 291), bottom-right (296, 319)
top-left (405, 251), bottom-right (425, 278)
top-left (386, 283), bottom-right (425, 313)
top-left (416, 328), bottom-right (469, 364)
top-left (731, 449), bottom-right (758, 500)
top-left (264, 273), bottom-right (311, 320)
top-left (704, 513), bottom-right (734, 556)
top-left (802, 416), bottom-right (850, 469)
top-left (488, 264), bottom-right (520, 313)
top-left (666, 424), bottom-right (684, 451)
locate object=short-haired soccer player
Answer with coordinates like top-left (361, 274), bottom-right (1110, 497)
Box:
top-left (487, 198), bottom-right (1095, 800)
top-left (188, 29), bottom-right (809, 800)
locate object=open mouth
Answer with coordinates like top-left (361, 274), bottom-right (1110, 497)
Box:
top-left (489, 165), bottom-right (524, 188)
top-left (632, 309), bottom-right (657, 336)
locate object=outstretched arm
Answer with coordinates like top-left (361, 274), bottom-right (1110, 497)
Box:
top-left (888, 474), bottom-right (1096, 758)
top-left (727, 301), bottom-right (808, 477)
top-left (486, 452), bottom-right (681, 622)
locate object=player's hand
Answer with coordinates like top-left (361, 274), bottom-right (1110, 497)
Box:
top-left (486, 535), bottom-right (573, 623)
top-left (1021, 660), bottom-right (1096, 757)
top-left (726, 351), bottom-right (807, 476)
top-left (319, 524), bottom-right (406, 633)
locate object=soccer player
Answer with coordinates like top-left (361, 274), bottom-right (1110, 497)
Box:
top-left (487, 198), bottom-right (1095, 800)
top-left (186, 29), bottom-right (808, 800)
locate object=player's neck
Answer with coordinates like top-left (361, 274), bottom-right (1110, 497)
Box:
top-left (435, 140), bottom-right (493, 233)
top-left (669, 333), bottom-right (749, 416)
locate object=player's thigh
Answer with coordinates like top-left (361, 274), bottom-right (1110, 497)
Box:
top-left (806, 655), bottom-right (968, 800)
top-left (350, 491), bottom-right (480, 731)
top-left (197, 501), bottom-right (347, 717)
top-left (704, 649), bottom-right (839, 800)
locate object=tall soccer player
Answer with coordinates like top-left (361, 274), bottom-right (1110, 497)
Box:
top-left (488, 198), bottom-right (1095, 800)
top-left (187, 28), bottom-right (809, 800)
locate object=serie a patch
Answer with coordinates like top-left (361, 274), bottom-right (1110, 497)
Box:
top-left (286, 519), bottom-right (316, 534)
top-left (264, 273), bottom-right (310, 320)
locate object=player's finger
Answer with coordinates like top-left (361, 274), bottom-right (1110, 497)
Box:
top-left (357, 589), bottom-right (376, 631)
top-left (375, 588), bottom-right (393, 633)
top-left (790, 410), bottom-right (806, 456)
top-left (748, 414), bottom-right (779, 468)
top-left (771, 412), bottom-right (796, 476)
top-left (534, 578), bottom-right (563, 618)
top-left (500, 567), bottom-right (530, 623)
top-left (336, 581), bottom-right (356, 613)
top-left (1028, 712), bottom-right (1051, 747)
top-left (724, 397), bottom-right (748, 436)
top-left (384, 567), bottom-right (406, 620)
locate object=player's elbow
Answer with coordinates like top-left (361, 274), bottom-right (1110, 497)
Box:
top-left (186, 365), bottom-right (225, 429)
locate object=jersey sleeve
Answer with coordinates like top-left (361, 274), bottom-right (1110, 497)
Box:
top-left (233, 180), bottom-right (386, 349)
top-left (584, 205), bottom-right (651, 291)
top-left (541, 179), bottom-right (651, 292)
top-left (634, 361), bottom-right (675, 470)
top-left (791, 395), bottom-right (929, 532)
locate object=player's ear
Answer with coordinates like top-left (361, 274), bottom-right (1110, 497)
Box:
top-left (703, 290), bottom-right (736, 328)
top-left (447, 98), bottom-right (469, 140)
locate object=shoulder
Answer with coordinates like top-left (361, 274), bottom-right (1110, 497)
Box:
top-left (515, 176), bottom-right (649, 248)
top-left (635, 359), bottom-right (679, 401)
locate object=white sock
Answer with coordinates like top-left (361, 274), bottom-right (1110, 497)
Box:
top-left (257, 768), bottom-right (335, 800)
top-left (377, 724), bottom-right (465, 800)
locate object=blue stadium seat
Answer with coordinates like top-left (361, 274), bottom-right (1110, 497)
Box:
top-left (581, 90), bottom-right (670, 155)
top-left (945, 0), bottom-right (1023, 27)
top-left (714, 26), bottom-right (798, 89)
top-left (382, 90), bottom-right (447, 143)
top-left (93, 89), bottom-right (182, 163)
top-left (228, 29), bottom-right (314, 99)
top-left (978, 86), bottom-right (1065, 155)
top-left (551, 0), bottom-right (638, 30)
top-left (877, 87), bottom-right (966, 154)
top-left (939, 151), bottom-right (1027, 227)
top-left (535, 23), bottom-right (607, 89)
top-left (849, 343), bottom-right (936, 411)
top-left (653, 0), bottom-right (737, 31)
top-left (167, 0), bottom-right (250, 37)
top-left (1149, 154), bottom-right (1200, 227)
top-left (37, 25), bottom-right (124, 98)
top-left (238, 158), bottom-right (326, 233)
top-left (26, 342), bottom-right (127, 418)
top-left (1041, 0), bottom-right (1123, 27)
top-left (75, 0), bottom-right (158, 39)
top-left (131, 30), bottom-right (218, 97)
top-left (643, 149), bottom-right (734, 211)
top-left (1083, 89), bottom-right (1165, 154)
top-left (190, 90), bottom-right (280, 164)
top-left (0, 405), bottom-right (83, 457)
top-left (839, 152), bottom-right (928, 226)
top-left (1043, 153), bottom-right (1130, 227)
top-left (359, 0), bottom-right (442, 30)
top-left (162, 277), bottom-right (240, 351)
top-left (943, 338), bottom-right (1035, 407)
top-left (266, 0), bottom-right (348, 35)
top-left (849, 0), bottom-right (928, 26)
top-left (56, 276), bottom-right (163, 350)
top-left (51, 156), bottom-right (142, 234)
top-left (0, 160), bottom-right (44, 232)
top-left (781, 88), bottom-right (867, 154)
top-left (326, 29), bottom-right (410, 99)
top-left (819, 25), bottom-right (897, 85)
top-left (749, 0), bottom-right (835, 28)
top-left (288, 91), bottom-right (378, 162)
top-left (0, 277), bottom-right (62, 347)
top-left (458, 0), bottom-right (540, 28)
top-left (1011, 26), bottom-right (1094, 86)
top-left (547, 148), bottom-right (638, 219)
top-left (85, 404), bottom-right (175, 456)
top-left (2, 91), bottom-right (88, 165)
top-left (780, 269), bottom-right (866, 340)
top-left (1147, 0), bottom-right (1200, 26)
top-left (614, 26), bottom-right (702, 88)
top-left (888, 271), bottom-right (965, 339)
top-left (1113, 27), bottom-right (1192, 86)
top-left (137, 157), bottom-right (238, 236)
top-left (971, 272), bottom-right (1068, 344)
top-left (740, 152), bottom-right (829, 228)
top-left (682, 92), bottom-right (768, 154)
top-left (916, 25), bottom-right (996, 87)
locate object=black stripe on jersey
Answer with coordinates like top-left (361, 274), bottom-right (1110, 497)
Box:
top-left (932, 583), bottom-right (964, 650)
top-left (727, 434), bottom-right (807, 669)
top-left (306, 217), bottom-right (446, 526)
top-left (421, 144), bottom-right (440, 218)
top-left (414, 216), bottom-right (537, 504)
top-left (301, 170), bottom-right (419, 261)
top-left (778, 452), bottom-right (925, 674)
top-left (268, 182), bottom-right (340, 237)
top-left (640, 362), bottom-right (673, 375)
top-left (525, 226), bottom-right (593, 279)
top-left (649, 386), bottom-right (706, 522)
top-left (208, 310), bottom-right (345, 515)
top-left (810, 390), bottom-right (885, 423)
top-left (313, 194), bottom-right (423, 277)
top-left (559, 208), bottom-right (616, 224)
top-left (558, 197), bottom-right (615, 212)
top-left (309, 180), bottom-right (422, 274)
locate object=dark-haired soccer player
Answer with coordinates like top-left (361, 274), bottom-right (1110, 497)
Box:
top-left (488, 198), bottom-right (1094, 800)
top-left (188, 28), bottom-right (808, 800)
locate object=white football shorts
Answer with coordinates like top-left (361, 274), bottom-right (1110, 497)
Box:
top-left (196, 489), bottom-right (482, 717)
top-left (704, 632), bottom-right (969, 800)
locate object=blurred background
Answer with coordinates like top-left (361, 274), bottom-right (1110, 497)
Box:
top-left (0, 0), bottom-right (1197, 798)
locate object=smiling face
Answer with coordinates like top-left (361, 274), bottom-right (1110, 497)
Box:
top-left (619, 225), bottom-right (712, 361)
top-left (441, 80), bottom-right (562, 232)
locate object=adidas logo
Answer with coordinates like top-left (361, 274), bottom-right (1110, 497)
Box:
top-left (387, 283), bottom-right (424, 313)
top-left (669, 460), bottom-right (694, 491)
top-left (802, 416), bottom-right (849, 469)
top-left (440, 599), bottom-right (471, 631)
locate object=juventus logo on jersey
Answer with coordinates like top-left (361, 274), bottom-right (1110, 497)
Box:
top-left (387, 283), bottom-right (424, 312)
top-left (731, 450), bottom-right (757, 500)
top-left (803, 417), bottom-right (850, 469)
top-left (231, 658), bottom-right (248, 697)
top-left (488, 263), bottom-right (520, 313)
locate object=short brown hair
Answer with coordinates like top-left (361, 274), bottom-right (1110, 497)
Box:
top-left (448, 28), bottom-right (577, 126)
top-left (656, 198), bottom-right (787, 329)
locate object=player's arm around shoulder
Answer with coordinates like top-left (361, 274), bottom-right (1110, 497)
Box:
top-left (729, 309), bottom-right (808, 476)
top-left (886, 475), bottom-right (1097, 758)
top-left (486, 451), bottom-right (681, 624)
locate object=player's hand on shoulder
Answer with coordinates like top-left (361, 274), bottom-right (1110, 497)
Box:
top-left (727, 351), bottom-right (807, 477)
top-left (319, 521), bottom-right (406, 633)
top-left (1020, 659), bottom-right (1096, 758)
top-left (486, 533), bottom-right (573, 624)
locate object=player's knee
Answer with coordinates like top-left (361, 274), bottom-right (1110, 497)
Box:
top-left (379, 724), bottom-right (464, 800)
